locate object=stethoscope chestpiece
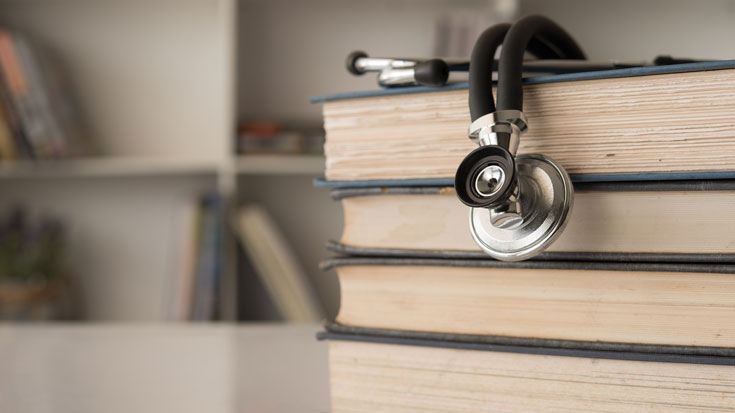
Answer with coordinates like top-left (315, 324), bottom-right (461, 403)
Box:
top-left (468, 153), bottom-right (573, 261)
top-left (455, 109), bottom-right (574, 261)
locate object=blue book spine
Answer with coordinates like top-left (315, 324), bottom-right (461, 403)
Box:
top-left (191, 193), bottom-right (223, 321)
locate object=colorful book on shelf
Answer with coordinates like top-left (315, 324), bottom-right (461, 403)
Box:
top-left (0, 99), bottom-right (16, 160)
top-left (0, 28), bottom-right (88, 161)
top-left (191, 193), bottom-right (223, 321)
top-left (167, 196), bottom-right (203, 321)
top-left (167, 193), bottom-right (223, 322)
top-left (236, 121), bottom-right (324, 155)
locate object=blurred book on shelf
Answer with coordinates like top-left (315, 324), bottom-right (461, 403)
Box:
top-left (167, 193), bottom-right (224, 322)
top-left (232, 204), bottom-right (323, 323)
top-left (0, 28), bottom-right (91, 162)
top-left (0, 207), bottom-right (77, 320)
top-left (236, 121), bottom-right (324, 155)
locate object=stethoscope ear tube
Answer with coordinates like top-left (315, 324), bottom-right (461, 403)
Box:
top-left (347, 51), bottom-right (449, 87)
top-left (346, 29), bottom-right (585, 89)
top-left (413, 59), bottom-right (450, 87)
top-left (497, 15), bottom-right (585, 112)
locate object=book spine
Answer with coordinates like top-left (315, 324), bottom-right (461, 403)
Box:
top-left (0, 98), bottom-right (16, 160)
top-left (0, 30), bottom-right (33, 159)
top-left (191, 193), bottom-right (222, 321)
top-left (35, 47), bottom-right (90, 156)
top-left (12, 33), bottom-right (66, 158)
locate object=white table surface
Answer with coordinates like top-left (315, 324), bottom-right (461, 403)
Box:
top-left (0, 323), bottom-right (330, 413)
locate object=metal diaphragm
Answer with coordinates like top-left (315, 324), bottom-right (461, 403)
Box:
top-left (469, 154), bottom-right (573, 261)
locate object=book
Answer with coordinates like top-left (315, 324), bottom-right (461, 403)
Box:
top-left (0, 100), bottom-right (16, 160)
top-left (191, 193), bottom-right (223, 321)
top-left (0, 28), bottom-right (87, 161)
top-left (329, 181), bottom-right (735, 259)
top-left (0, 49), bottom-right (33, 159)
top-left (233, 204), bottom-right (323, 323)
top-left (325, 257), bottom-right (735, 347)
top-left (236, 121), bottom-right (324, 155)
top-left (321, 331), bottom-right (735, 411)
top-left (166, 197), bottom-right (203, 321)
top-left (313, 61), bottom-right (735, 182)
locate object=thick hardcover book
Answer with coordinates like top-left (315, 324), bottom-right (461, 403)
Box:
top-left (313, 60), bottom-right (735, 183)
top-left (325, 179), bottom-right (735, 260)
top-left (324, 257), bottom-right (735, 348)
top-left (319, 328), bottom-right (735, 411)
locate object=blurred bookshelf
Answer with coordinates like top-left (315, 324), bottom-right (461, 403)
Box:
top-left (0, 0), bottom-right (343, 324)
top-left (0, 157), bottom-right (221, 179)
top-left (0, 0), bottom-right (498, 324)
top-left (0, 0), bottom-right (238, 322)
top-left (0, 155), bottom-right (325, 178)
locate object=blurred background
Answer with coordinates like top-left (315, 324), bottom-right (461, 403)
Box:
top-left (0, 0), bottom-right (734, 411)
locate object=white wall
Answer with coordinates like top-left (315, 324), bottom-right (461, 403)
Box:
top-left (237, 0), bottom-right (498, 122)
top-left (239, 0), bottom-right (735, 122)
top-left (521, 0), bottom-right (735, 61)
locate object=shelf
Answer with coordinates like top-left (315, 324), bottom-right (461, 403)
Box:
top-left (235, 155), bottom-right (325, 175)
top-left (0, 155), bottom-right (327, 179)
top-left (0, 157), bottom-right (220, 179)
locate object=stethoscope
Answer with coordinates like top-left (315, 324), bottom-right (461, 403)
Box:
top-left (454, 16), bottom-right (583, 261)
top-left (348, 44), bottom-right (701, 88)
top-left (347, 52), bottom-right (650, 88)
top-left (346, 15), bottom-right (707, 261)
top-left (346, 16), bottom-right (585, 261)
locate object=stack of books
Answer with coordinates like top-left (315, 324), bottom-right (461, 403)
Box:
top-left (313, 62), bottom-right (735, 410)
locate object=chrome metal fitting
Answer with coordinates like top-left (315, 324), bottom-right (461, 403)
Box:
top-left (488, 183), bottom-right (525, 229)
top-left (468, 110), bottom-right (528, 155)
top-left (377, 68), bottom-right (416, 86)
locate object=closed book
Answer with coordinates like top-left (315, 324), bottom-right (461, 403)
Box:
top-left (313, 61), bottom-right (735, 182)
top-left (325, 257), bottom-right (735, 348)
top-left (327, 180), bottom-right (735, 259)
top-left (191, 194), bottom-right (223, 321)
top-left (321, 330), bottom-right (735, 411)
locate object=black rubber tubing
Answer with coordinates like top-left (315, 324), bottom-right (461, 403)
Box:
top-left (469, 24), bottom-right (512, 121)
top-left (468, 20), bottom-right (578, 121)
top-left (497, 15), bottom-right (586, 112)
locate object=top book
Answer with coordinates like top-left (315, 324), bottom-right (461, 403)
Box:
top-left (315, 62), bottom-right (735, 182)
